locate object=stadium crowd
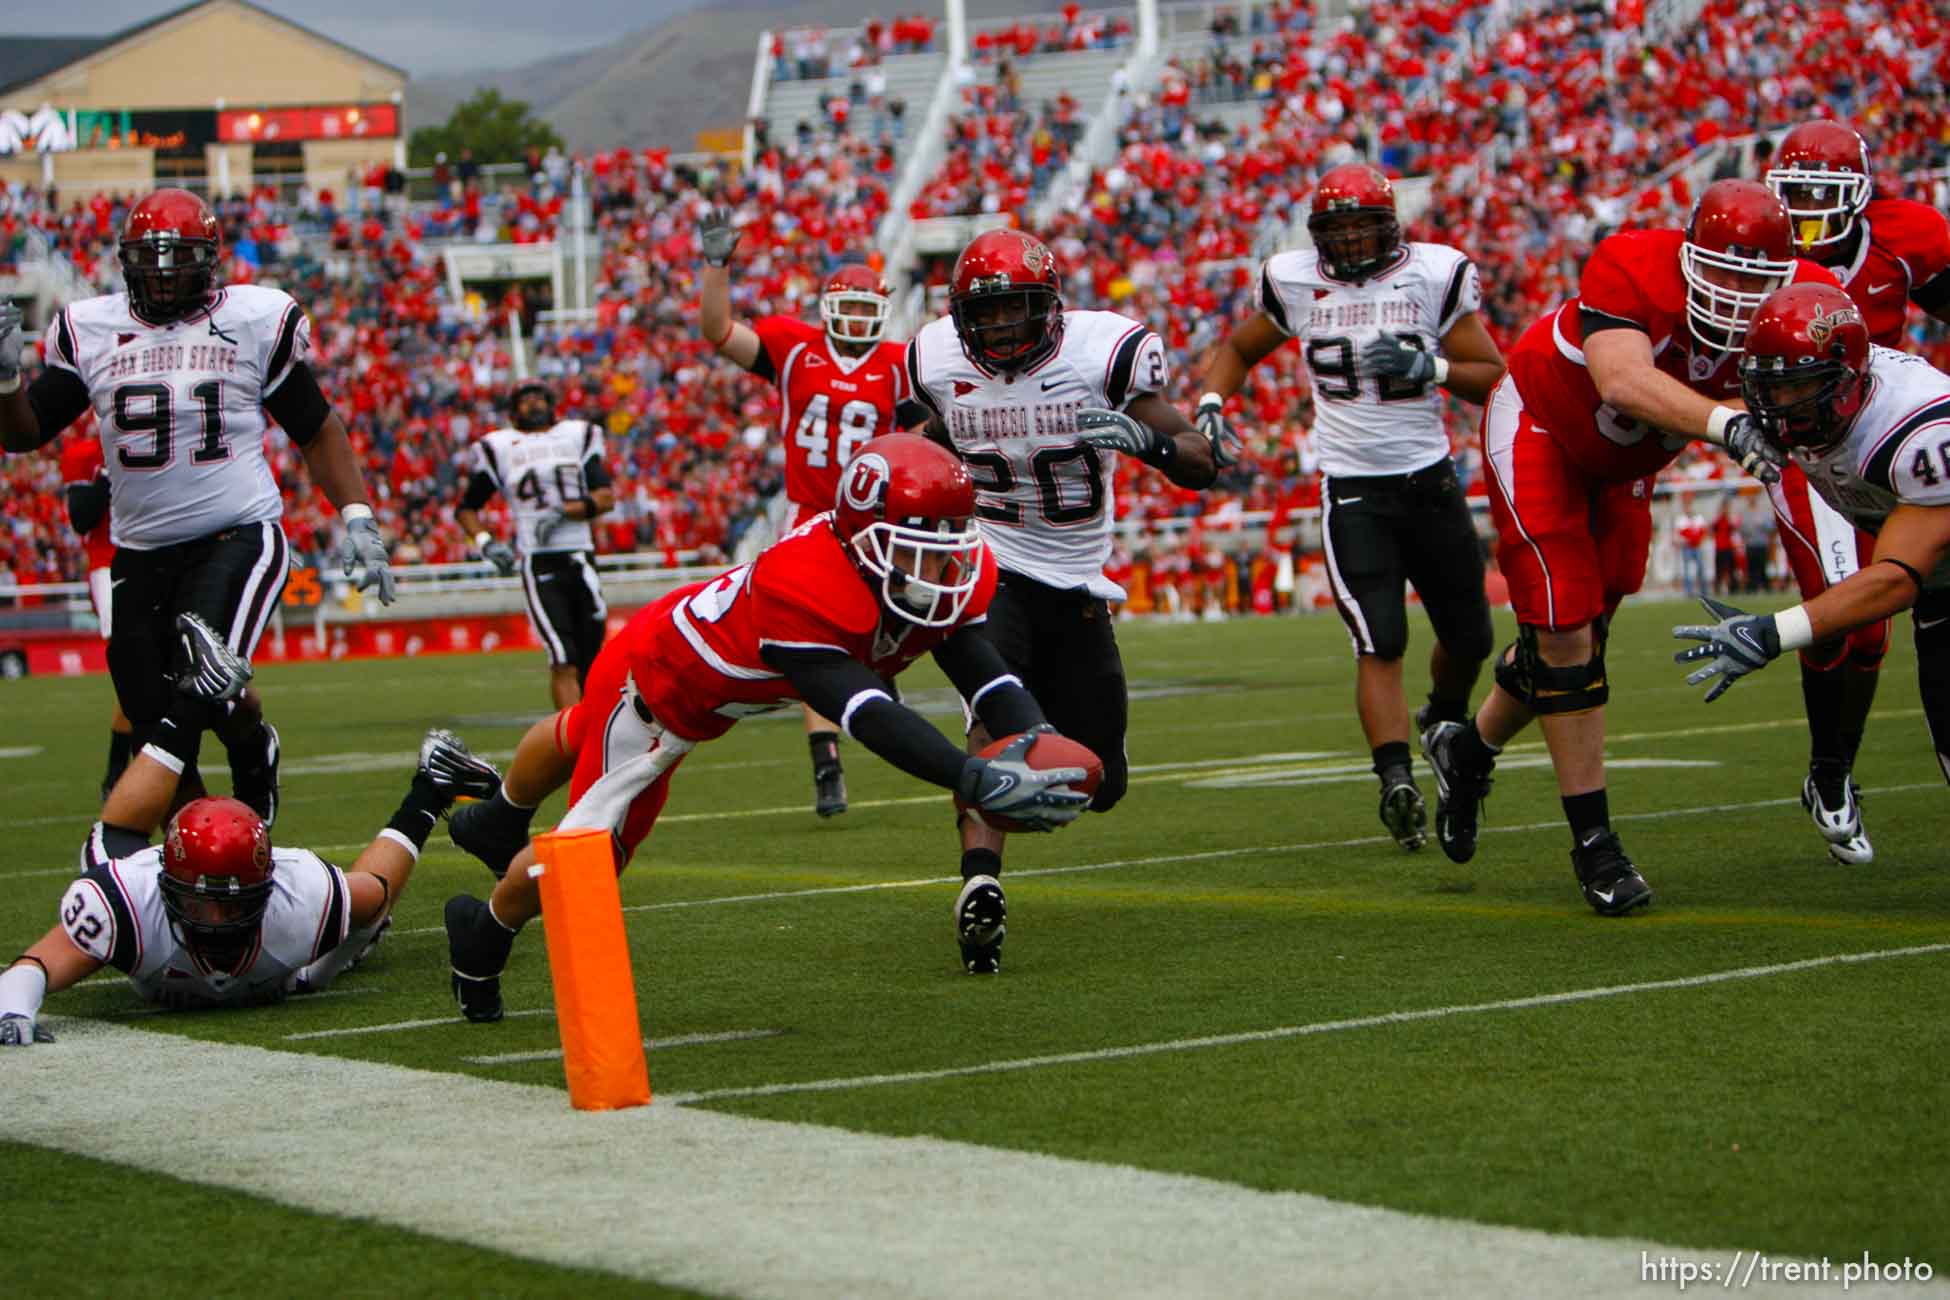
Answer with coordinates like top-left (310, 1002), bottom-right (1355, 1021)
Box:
top-left (6, 0), bottom-right (1950, 606)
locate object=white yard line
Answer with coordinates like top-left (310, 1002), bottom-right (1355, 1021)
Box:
top-left (284, 1007), bottom-right (556, 1040)
top-left (461, 1027), bottom-right (787, 1065)
top-left (654, 944), bottom-right (1950, 1106)
top-left (369, 781), bottom-right (1944, 937)
top-left (6, 1021), bottom-right (1903, 1299)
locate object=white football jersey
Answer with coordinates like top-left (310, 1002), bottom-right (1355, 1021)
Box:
top-left (907, 309), bottom-right (1168, 599)
top-left (44, 284), bottom-right (308, 549)
top-left (1791, 345), bottom-right (1950, 589)
top-left (59, 845), bottom-right (349, 1009)
top-left (1257, 241), bottom-right (1481, 478)
top-left (473, 420), bottom-right (607, 554)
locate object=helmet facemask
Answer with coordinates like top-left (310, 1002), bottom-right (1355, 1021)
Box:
top-left (951, 283), bottom-right (1061, 372)
top-left (158, 871), bottom-right (275, 968)
top-left (1308, 209), bottom-right (1399, 281)
top-left (849, 517), bottom-right (983, 627)
top-left (1679, 242), bottom-right (1795, 355)
top-left (821, 287), bottom-right (891, 348)
top-left (1740, 357), bottom-right (1863, 455)
top-left (1765, 165), bottom-right (1871, 254)
top-left (119, 232), bottom-right (218, 323)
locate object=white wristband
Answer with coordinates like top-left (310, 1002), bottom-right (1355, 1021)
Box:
top-left (474, 530), bottom-right (493, 549)
top-left (341, 503), bottom-right (374, 524)
top-left (1775, 604), bottom-right (1814, 652)
top-left (1198, 391), bottom-right (1224, 411)
top-left (1432, 357), bottom-right (1450, 386)
top-left (0, 961), bottom-right (48, 1018)
top-left (1706, 405), bottom-right (1739, 442)
top-left (0, 373), bottom-right (22, 395)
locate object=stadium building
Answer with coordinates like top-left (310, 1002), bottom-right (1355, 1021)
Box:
top-left (0, 0), bottom-right (405, 202)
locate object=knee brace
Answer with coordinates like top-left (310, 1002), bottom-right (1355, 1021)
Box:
top-left (1493, 620), bottom-right (1610, 715)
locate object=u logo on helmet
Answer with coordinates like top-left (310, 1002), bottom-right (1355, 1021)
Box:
top-left (840, 452), bottom-right (891, 514)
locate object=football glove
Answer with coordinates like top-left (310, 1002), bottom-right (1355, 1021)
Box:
top-left (699, 205), bottom-right (742, 268)
top-left (0, 299), bottom-right (23, 382)
top-left (1077, 408), bottom-right (1169, 461)
top-left (956, 732), bottom-right (1091, 832)
top-left (1195, 393), bottom-right (1243, 469)
top-left (1720, 412), bottom-right (1784, 485)
top-left (1672, 596), bottom-right (1782, 702)
top-left (336, 513), bottom-right (398, 605)
top-left (0, 1013), bottom-right (52, 1046)
top-left (480, 538), bottom-right (517, 576)
top-left (1361, 334), bottom-right (1437, 386)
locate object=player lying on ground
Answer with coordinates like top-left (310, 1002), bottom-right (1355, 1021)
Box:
top-left (443, 434), bottom-right (1093, 1020)
top-left (1673, 285), bottom-right (1950, 799)
top-left (0, 615), bottom-right (500, 1044)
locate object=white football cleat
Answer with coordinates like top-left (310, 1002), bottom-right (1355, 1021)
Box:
top-left (1802, 768), bottom-right (1873, 865)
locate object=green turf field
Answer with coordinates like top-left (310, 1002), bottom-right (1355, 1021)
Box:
top-left (3, 597), bottom-right (1946, 1294)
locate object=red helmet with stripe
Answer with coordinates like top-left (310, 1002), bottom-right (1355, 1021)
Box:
top-left (160, 797), bottom-right (274, 963)
top-left (120, 188), bottom-right (222, 323)
top-left (821, 263), bottom-right (892, 347)
top-left (1765, 120), bottom-right (1873, 256)
top-left (1739, 282), bottom-right (1871, 454)
top-left (832, 433), bottom-right (983, 627)
top-left (1680, 180), bottom-right (1796, 355)
top-left (1307, 163), bottom-right (1400, 281)
top-left (949, 228), bottom-right (1064, 373)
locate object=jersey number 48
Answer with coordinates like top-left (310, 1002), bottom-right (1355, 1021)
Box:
top-left (793, 394), bottom-right (879, 468)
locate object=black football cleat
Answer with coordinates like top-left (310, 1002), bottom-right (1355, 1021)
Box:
top-left (1571, 831), bottom-right (1653, 917)
top-left (229, 722), bottom-right (281, 829)
top-left (955, 874), bottom-right (1007, 974)
top-left (449, 796), bottom-right (530, 881)
top-left (446, 894), bottom-right (513, 1022)
top-left (813, 758), bottom-right (848, 819)
top-left (1423, 721), bottom-right (1492, 865)
top-left (1377, 769), bottom-right (1428, 852)
top-left (418, 728), bottom-right (503, 810)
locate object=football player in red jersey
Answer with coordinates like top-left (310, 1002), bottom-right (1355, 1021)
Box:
top-left (697, 207), bottom-right (928, 821)
top-left (1422, 180), bottom-right (1837, 915)
top-left (442, 434), bottom-right (1093, 1018)
top-left (60, 432), bottom-right (134, 796)
top-left (1756, 120), bottom-right (1950, 862)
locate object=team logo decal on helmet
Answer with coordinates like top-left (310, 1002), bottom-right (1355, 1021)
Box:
top-left (840, 452), bottom-right (891, 514)
top-left (832, 434), bottom-right (983, 627)
top-left (1804, 302), bottom-right (1864, 349)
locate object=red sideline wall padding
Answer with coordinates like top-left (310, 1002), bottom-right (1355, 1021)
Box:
top-left (5, 610), bottom-right (639, 679)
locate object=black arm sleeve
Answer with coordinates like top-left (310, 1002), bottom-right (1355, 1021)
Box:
top-left (66, 476), bottom-right (110, 535)
top-left (932, 625), bottom-right (1046, 736)
top-left (582, 454), bottom-right (613, 490)
top-left (25, 368), bottom-right (93, 448)
top-left (749, 345), bottom-right (777, 385)
top-left (761, 645), bottom-right (970, 790)
top-left (894, 398), bottom-right (931, 431)
top-left (460, 471), bottom-right (499, 511)
top-left (261, 361), bottom-right (332, 446)
top-left (1578, 307), bottom-right (1649, 339)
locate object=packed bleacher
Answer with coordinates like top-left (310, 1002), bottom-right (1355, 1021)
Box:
top-left (7, 0), bottom-right (1950, 610)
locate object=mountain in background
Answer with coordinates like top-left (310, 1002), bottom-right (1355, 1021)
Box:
top-left (407, 0), bottom-right (1062, 153)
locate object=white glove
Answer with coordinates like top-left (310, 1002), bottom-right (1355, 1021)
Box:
top-left (0, 1012), bottom-right (52, 1046)
top-left (0, 300), bottom-right (23, 382)
top-left (336, 513), bottom-right (397, 604)
top-left (534, 508), bottom-right (573, 547)
top-left (699, 206), bottom-right (742, 268)
top-left (1671, 596), bottom-right (1782, 702)
top-left (956, 732), bottom-right (1090, 831)
top-left (1196, 393), bottom-right (1243, 469)
top-left (1720, 413), bottom-right (1784, 485)
top-left (480, 539), bottom-right (517, 576)
top-left (1076, 407), bottom-right (1170, 460)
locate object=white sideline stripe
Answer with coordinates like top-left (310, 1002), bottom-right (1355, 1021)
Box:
top-left (3, 1022), bottom-right (1877, 1300)
top-left (389, 782), bottom-right (1948, 937)
top-left (462, 1027), bottom-right (786, 1065)
top-left (656, 944), bottom-right (1950, 1107)
top-left (285, 1008), bottom-right (555, 1040)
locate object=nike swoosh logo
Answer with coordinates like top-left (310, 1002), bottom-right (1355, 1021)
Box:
top-left (1338, 496), bottom-right (1362, 505)
top-left (1919, 615), bottom-right (1949, 631)
top-left (535, 574), bottom-right (556, 583)
top-left (1040, 380), bottom-right (1063, 391)
top-left (111, 578), bottom-right (127, 589)
top-left (1867, 282), bottom-right (1893, 294)
top-left (1590, 887), bottom-right (1616, 904)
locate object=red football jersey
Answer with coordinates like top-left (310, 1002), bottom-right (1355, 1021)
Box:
top-left (58, 434), bottom-right (115, 571)
top-left (752, 315), bottom-right (911, 513)
top-left (1505, 229), bottom-right (1837, 482)
top-left (621, 514), bottom-right (998, 743)
top-left (1829, 197), bottom-right (1950, 348)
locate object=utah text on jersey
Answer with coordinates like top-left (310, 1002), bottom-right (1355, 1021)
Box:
top-left (1257, 242), bottom-right (1481, 478)
top-left (60, 844), bottom-right (351, 1009)
top-left (45, 284), bottom-right (311, 549)
top-left (906, 308), bottom-right (1167, 599)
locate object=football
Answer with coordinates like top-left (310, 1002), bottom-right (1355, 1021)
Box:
top-left (956, 732), bottom-right (1105, 833)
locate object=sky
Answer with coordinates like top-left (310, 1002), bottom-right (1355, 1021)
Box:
top-left (8, 0), bottom-right (697, 77)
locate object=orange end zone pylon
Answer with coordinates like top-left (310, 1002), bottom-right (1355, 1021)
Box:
top-left (532, 828), bottom-right (651, 1110)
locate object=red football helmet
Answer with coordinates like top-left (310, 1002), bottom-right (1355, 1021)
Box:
top-left (1739, 282), bottom-right (1871, 454)
top-left (119, 188), bottom-right (222, 322)
top-left (949, 228), bottom-right (1064, 373)
top-left (1307, 163), bottom-right (1400, 281)
top-left (1680, 179), bottom-right (1797, 354)
top-left (820, 263), bottom-right (892, 347)
top-left (159, 797), bottom-right (274, 961)
top-left (832, 433), bottom-right (983, 627)
top-left (1766, 120), bottom-right (1873, 255)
